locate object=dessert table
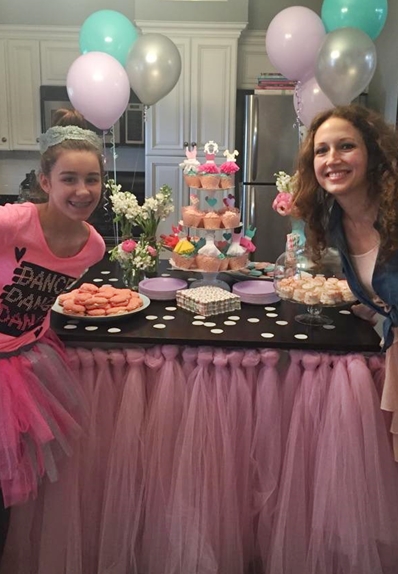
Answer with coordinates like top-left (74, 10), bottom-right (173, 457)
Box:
top-left (2, 256), bottom-right (398, 574)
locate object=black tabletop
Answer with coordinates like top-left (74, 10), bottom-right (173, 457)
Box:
top-left (50, 256), bottom-right (382, 353)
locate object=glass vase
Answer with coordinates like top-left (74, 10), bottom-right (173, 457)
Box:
top-left (290, 217), bottom-right (306, 248)
top-left (121, 265), bottom-right (144, 291)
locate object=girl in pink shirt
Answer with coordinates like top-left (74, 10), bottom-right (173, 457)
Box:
top-left (0, 124), bottom-right (106, 556)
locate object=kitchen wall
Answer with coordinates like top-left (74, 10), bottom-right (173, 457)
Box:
top-left (0, 0), bottom-right (396, 195)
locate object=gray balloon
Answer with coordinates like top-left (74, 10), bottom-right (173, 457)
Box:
top-left (125, 33), bottom-right (182, 106)
top-left (315, 27), bottom-right (377, 106)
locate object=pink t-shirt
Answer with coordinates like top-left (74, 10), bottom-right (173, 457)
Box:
top-left (0, 202), bottom-right (105, 352)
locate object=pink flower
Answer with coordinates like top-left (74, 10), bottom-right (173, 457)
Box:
top-left (147, 246), bottom-right (157, 257)
top-left (121, 239), bottom-right (137, 253)
top-left (272, 192), bottom-right (293, 216)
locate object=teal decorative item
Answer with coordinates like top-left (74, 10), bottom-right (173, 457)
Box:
top-left (79, 10), bottom-right (139, 67)
top-left (321, 0), bottom-right (388, 40)
top-left (290, 217), bottom-right (306, 248)
top-left (205, 196), bottom-right (218, 208)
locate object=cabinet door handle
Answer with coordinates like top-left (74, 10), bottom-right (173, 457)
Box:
top-left (36, 137), bottom-right (39, 142)
top-left (1, 137), bottom-right (7, 143)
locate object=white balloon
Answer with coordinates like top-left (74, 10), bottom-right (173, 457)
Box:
top-left (125, 33), bottom-right (182, 106)
top-left (315, 28), bottom-right (377, 105)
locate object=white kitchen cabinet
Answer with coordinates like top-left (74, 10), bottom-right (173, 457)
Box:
top-left (145, 156), bottom-right (186, 241)
top-left (0, 37), bottom-right (41, 150)
top-left (0, 40), bottom-right (10, 150)
top-left (139, 22), bottom-right (245, 159)
top-left (40, 38), bottom-right (79, 85)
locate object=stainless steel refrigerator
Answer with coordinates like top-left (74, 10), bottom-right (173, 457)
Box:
top-left (237, 93), bottom-right (301, 263)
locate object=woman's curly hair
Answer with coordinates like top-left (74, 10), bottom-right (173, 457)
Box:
top-left (293, 104), bottom-right (398, 261)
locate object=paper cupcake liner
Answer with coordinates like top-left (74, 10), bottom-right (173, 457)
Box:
top-left (200, 175), bottom-right (221, 189)
top-left (220, 176), bottom-right (234, 189)
top-left (184, 174), bottom-right (201, 188)
top-left (195, 255), bottom-right (222, 272)
top-left (172, 252), bottom-right (196, 269)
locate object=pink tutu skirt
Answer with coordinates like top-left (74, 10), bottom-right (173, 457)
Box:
top-left (0, 332), bottom-right (87, 508)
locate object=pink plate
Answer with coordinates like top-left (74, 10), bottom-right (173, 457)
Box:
top-left (139, 277), bottom-right (188, 300)
top-left (232, 280), bottom-right (280, 305)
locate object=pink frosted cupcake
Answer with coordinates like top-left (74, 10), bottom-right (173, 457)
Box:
top-left (199, 164), bottom-right (221, 189)
top-left (199, 140), bottom-right (221, 189)
top-left (196, 254), bottom-right (221, 272)
top-left (182, 206), bottom-right (204, 228)
top-left (228, 253), bottom-right (248, 270)
top-left (179, 143), bottom-right (201, 188)
top-left (221, 208), bottom-right (241, 229)
top-left (219, 149), bottom-right (240, 189)
top-left (203, 211), bottom-right (222, 229)
top-left (172, 252), bottom-right (196, 269)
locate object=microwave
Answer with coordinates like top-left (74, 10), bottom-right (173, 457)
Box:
top-left (40, 85), bottom-right (145, 146)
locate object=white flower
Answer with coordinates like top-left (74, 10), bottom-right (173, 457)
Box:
top-left (274, 171), bottom-right (297, 194)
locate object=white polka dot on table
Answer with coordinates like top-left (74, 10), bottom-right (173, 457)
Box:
top-left (108, 327), bottom-right (121, 333)
top-left (204, 322), bottom-right (216, 327)
top-left (294, 333), bottom-right (308, 340)
top-left (261, 332), bottom-right (275, 339)
top-left (64, 324), bottom-right (77, 330)
top-left (153, 323), bottom-right (166, 329)
top-left (93, 278), bottom-right (103, 283)
top-left (194, 315), bottom-right (206, 320)
top-left (264, 306), bottom-right (276, 311)
top-left (188, 277), bottom-right (196, 282)
top-left (323, 324), bottom-right (336, 330)
top-left (247, 318), bottom-right (260, 323)
top-left (85, 325), bottom-right (99, 331)
top-left (101, 271), bottom-right (111, 275)
top-left (108, 277), bottom-right (118, 282)
top-left (146, 315), bottom-right (158, 320)
top-left (266, 313), bottom-right (278, 318)
top-left (224, 320), bottom-right (236, 326)
top-left (339, 309), bottom-right (351, 315)
top-left (162, 315), bottom-right (175, 321)
top-left (165, 306), bottom-right (177, 311)
top-left (276, 320), bottom-right (288, 326)
top-left (161, 273), bottom-right (171, 277)
top-left (192, 320), bottom-right (204, 326)
top-left (211, 328), bottom-right (224, 334)
top-left (228, 316), bottom-right (240, 321)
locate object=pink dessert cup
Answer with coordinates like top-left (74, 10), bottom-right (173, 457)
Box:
top-left (172, 252), bottom-right (196, 269)
top-left (228, 253), bottom-right (248, 270)
top-left (196, 255), bottom-right (221, 272)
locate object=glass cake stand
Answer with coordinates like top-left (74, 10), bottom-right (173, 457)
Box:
top-left (169, 260), bottom-right (231, 291)
top-left (273, 248), bottom-right (355, 326)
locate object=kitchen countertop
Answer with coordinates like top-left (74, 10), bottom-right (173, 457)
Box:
top-left (50, 255), bottom-right (382, 353)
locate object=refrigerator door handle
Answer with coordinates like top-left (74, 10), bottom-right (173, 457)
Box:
top-left (243, 95), bottom-right (259, 183)
top-left (252, 96), bottom-right (259, 181)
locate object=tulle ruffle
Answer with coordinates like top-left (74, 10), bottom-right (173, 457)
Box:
top-left (0, 333), bottom-right (87, 508)
top-left (2, 347), bottom-right (398, 574)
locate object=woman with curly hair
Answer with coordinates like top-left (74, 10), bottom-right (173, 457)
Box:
top-left (294, 103), bottom-right (398, 457)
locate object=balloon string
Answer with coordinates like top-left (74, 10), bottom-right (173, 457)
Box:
top-left (293, 81), bottom-right (303, 144)
top-left (109, 125), bottom-right (119, 245)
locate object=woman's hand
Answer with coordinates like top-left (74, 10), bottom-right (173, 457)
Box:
top-left (351, 303), bottom-right (378, 326)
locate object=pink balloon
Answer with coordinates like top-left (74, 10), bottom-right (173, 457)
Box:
top-left (266, 7), bottom-right (326, 81)
top-left (293, 77), bottom-right (334, 128)
top-left (67, 52), bottom-right (130, 130)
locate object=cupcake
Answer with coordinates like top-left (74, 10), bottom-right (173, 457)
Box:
top-left (228, 253), bottom-right (248, 270)
top-left (195, 254), bottom-right (221, 272)
top-left (199, 140), bottom-right (221, 189)
top-left (179, 143), bottom-right (201, 188)
top-left (171, 252), bottom-right (196, 269)
top-left (182, 206), bottom-right (204, 228)
top-left (218, 255), bottom-right (229, 271)
top-left (221, 208), bottom-right (240, 229)
top-left (203, 211), bottom-right (221, 229)
top-left (219, 149), bottom-right (240, 189)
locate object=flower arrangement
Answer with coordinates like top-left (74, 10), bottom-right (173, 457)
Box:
top-left (272, 171), bottom-right (298, 216)
top-left (107, 179), bottom-right (174, 240)
top-left (107, 179), bottom-right (174, 284)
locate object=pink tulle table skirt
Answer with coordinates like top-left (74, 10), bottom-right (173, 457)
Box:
top-left (2, 346), bottom-right (398, 574)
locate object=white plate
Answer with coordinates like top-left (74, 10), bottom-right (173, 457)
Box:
top-left (51, 294), bottom-right (151, 322)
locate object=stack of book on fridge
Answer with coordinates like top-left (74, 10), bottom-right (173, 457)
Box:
top-left (255, 73), bottom-right (296, 95)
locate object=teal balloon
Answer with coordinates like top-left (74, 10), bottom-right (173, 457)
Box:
top-left (321, 0), bottom-right (388, 40)
top-left (79, 10), bottom-right (139, 67)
